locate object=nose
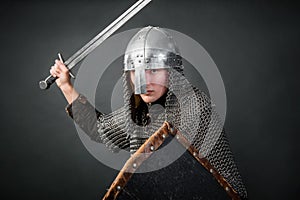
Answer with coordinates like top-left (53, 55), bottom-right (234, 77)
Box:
top-left (145, 71), bottom-right (152, 85)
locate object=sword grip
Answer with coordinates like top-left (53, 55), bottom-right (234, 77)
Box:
top-left (39, 75), bottom-right (57, 90)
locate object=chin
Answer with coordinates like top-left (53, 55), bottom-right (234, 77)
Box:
top-left (142, 99), bottom-right (152, 103)
top-left (141, 96), bottom-right (156, 103)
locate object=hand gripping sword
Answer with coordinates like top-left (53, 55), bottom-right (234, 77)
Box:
top-left (39, 0), bottom-right (152, 90)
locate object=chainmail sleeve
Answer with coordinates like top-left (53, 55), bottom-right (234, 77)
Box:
top-left (65, 94), bottom-right (129, 152)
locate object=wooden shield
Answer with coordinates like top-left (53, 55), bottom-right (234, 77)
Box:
top-left (103, 122), bottom-right (241, 200)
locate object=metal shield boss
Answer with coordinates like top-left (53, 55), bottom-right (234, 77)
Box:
top-left (124, 26), bottom-right (182, 94)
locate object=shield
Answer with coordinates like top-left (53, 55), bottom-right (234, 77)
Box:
top-left (103, 122), bottom-right (241, 200)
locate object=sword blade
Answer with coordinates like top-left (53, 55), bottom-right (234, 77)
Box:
top-left (65, 0), bottom-right (152, 69)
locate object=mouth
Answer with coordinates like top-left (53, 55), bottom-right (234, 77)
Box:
top-left (145, 89), bottom-right (154, 94)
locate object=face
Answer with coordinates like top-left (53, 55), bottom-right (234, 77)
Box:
top-left (130, 69), bottom-right (168, 103)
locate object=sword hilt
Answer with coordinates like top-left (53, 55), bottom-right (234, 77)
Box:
top-left (39, 53), bottom-right (75, 90)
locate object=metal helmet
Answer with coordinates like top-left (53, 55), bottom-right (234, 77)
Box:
top-left (124, 26), bottom-right (182, 94)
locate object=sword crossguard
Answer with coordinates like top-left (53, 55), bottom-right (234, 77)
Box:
top-left (39, 53), bottom-right (75, 90)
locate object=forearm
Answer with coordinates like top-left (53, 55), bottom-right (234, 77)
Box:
top-left (49, 59), bottom-right (79, 104)
top-left (60, 83), bottom-right (79, 104)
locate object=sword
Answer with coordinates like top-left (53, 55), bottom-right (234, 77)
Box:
top-left (39, 0), bottom-right (152, 90)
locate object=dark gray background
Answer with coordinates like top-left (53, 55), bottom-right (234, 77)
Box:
top-left (1, 0), bottom-right (299, 199)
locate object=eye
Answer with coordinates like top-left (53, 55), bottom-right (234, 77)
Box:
top-left (151, 69), bottom-right (158, 73)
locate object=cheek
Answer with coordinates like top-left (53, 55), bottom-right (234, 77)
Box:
top-left (159, 71), bottom-right (169, 87)
top-left (155, 79), bottom-right (168, 94)
top-left (160, 86), bottom-right (168, 95)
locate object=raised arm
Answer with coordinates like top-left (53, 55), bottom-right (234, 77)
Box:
top-left (49, 59), bottom-right (79, 104)
top-left (49, 59), bottom-right (129, 152)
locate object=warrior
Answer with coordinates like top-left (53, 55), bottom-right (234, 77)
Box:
top-left (50, 26), bottom-right (247, 199)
